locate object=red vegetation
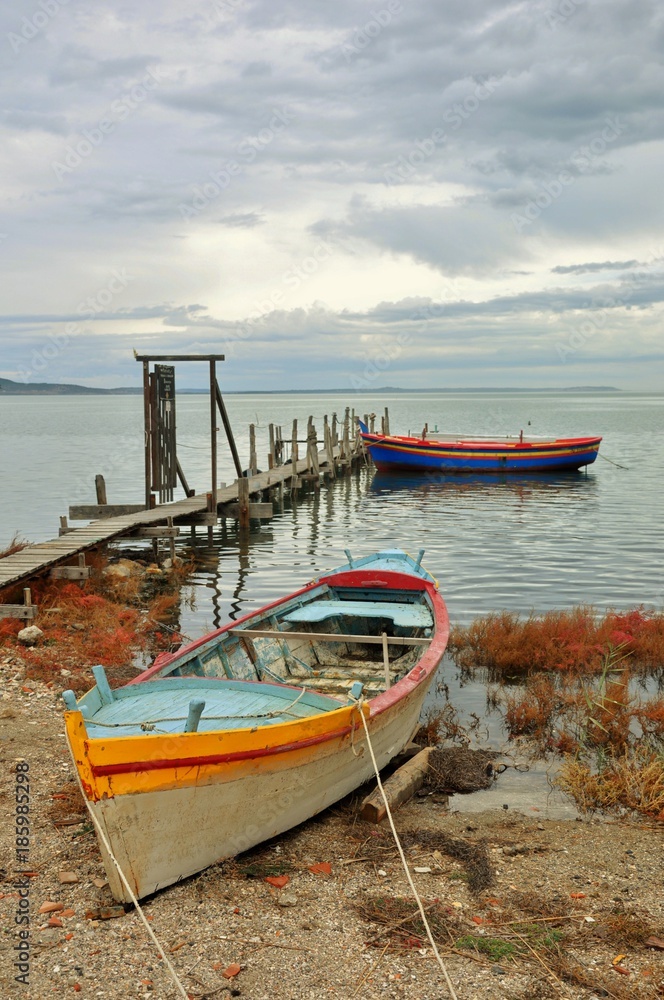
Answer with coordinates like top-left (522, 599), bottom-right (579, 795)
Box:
top-left (0, 560), bottom-right (186, 692)
top-left (449, 606), bottom-right (664, 677)
top-left (0, 534), bottom-right (29, 560)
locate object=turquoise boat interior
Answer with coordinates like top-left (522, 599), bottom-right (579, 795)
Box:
top-left (62, 551), bottom-right (436, 737)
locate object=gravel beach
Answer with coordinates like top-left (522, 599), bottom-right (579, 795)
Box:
top-left (2, 653), bottom-right (663, 1000)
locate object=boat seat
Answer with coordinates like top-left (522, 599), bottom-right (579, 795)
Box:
top-left (283, 600), bottom-right (432, 629)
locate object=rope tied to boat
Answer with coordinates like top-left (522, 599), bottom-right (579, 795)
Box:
top-left (597, 452), bottom-right (629, 470)
top-left (64, 749), bottom-right (190, 998)
top-left (350, 693), bottom-right (460, 1000)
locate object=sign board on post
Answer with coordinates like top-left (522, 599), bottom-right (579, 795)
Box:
top-left (150, 364), bottom-right (177, 501)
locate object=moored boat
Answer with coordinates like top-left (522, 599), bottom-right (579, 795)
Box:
top-left (358, 421), bottom-right (602, 473)
top-left (63, 550), bottom-right (449, 901)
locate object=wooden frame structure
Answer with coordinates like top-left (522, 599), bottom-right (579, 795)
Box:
top-left (134, 353), bottom-right (243, 512)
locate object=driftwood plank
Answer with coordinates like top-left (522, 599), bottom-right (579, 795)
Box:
top-left (360, 747), bottom-right (435, 823)
top-left (69, 504), bottom-right (148, 519)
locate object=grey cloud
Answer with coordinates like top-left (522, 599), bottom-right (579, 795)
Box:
top-left (1, 0), bottom-right (663, 389)
top-left (217, 211), bottom-right (266, 227)
top-left (552, 260), bottom-right (640, 274)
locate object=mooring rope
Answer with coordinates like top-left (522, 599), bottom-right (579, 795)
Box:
top-left (64, 742), bottom-right (189, 999)
top-left (597, 452), bottom-right (629, 470)
top-left (351, 697), bottom-right (460, 1000)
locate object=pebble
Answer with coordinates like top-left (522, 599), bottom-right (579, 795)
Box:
top-left (17, 625), bottom-right (44, 646)
top-left (276, 893), bottom-right (298, 907)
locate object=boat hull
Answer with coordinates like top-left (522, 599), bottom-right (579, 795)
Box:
top-left (361, 432), bottom-right (602, 473)
top-left (64, 553), bottom-right (449, 901)
top-left (76, 682), bottom-right (428, 901)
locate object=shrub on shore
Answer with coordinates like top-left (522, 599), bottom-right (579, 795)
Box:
top-left (448, 606), bottom-right (664, 677)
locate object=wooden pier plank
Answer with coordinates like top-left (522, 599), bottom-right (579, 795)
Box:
top-left (0, 441), bottom-right (356, 593)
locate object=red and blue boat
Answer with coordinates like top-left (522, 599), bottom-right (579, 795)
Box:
top-left (358, 422), bottom-right (602, 474)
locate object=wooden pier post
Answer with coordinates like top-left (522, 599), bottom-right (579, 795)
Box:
top-left (268, 424), bottom-right (276, 470)
top-left (341, 408), bottom-right (351, 470)
top-left (306, 417), bottom-right (320, 487)
top-left (95, 475), bottom-right (107, 505)
top-left (323, 417), bottom-right (336, 479)
top-left (249, 424), bottom-right (257, 475)
top-left (384, 406), bottom-right (390, 435)
top-left (209, 360), bottom-right (218, 512)
top-left (290, 419), bottom-right (300, 495)
top-left (238, 476), bottom-right (250, 530)
top-left (276, 426), bottom-right (283, 466)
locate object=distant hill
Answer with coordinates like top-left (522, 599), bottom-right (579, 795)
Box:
top-left (0, 377), bottom-right (621, 395)
top-left (0, 378), bottom-right (142, 395)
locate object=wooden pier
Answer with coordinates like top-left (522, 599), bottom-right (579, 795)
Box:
top-left (0, 407), bottom-right (369, 609)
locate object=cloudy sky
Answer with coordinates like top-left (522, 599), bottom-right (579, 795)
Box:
top-left (1, 0), bottom-right (663, 390)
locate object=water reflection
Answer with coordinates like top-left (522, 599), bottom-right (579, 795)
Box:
top-left (370, 469), bottom-right (599, 499)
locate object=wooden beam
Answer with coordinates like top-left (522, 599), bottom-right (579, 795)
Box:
top-left (177, 512), bottom-right (217, 526)
top-left (51, 564), bottom-right (91, 580)
top-left (215, 382), bottom-right (243, 480)
top-left (134, 526), bottom-right (181, 538)
top-left (360, 747), bottom-right (435, 823)
top-left (0, 588), bottom-right (37, 620)
top-left (0, 604), bottom-right (38, 620)
top-left (228, 628), bottom-right (431, 646)
top-left (134, 354), bottom-right (226, 362)
top-left (219, 502), bottom-right (273, 520)
top-left (69, 504), bottom-right (147, 520)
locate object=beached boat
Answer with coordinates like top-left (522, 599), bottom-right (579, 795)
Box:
top-left (358, 421), bottom-right (602, 473)
top-left (63, 550), bottom-right (449, 901)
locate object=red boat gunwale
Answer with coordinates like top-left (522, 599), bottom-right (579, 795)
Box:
top-left (106, 568), bottom-right (449, 773)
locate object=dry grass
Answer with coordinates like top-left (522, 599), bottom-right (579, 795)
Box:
top-left (47, 780), bottom-right (87, 825)
top-left (0, 553), bottom-right (193, 691)
top-left (556, 747), bottom-right (664, 819)
top-left (354, 888), bottom-right (661, 997)
top-left (0, 533), bottom-right (28, 560)
top-left (449, 606), bottom-right (664, 677)
top-left (504, 674), bottom-right (560, 739)
top-left (401, 828), bottom-right (494, 892)
top-left (353, 894), bottom-right (465, 949)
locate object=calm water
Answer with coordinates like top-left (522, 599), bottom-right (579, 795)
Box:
top-left (2, 390), bottom-right (662, 814)
top-left (2, 390), bottom-right (661, 625)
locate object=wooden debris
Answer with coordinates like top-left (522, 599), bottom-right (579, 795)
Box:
top-left (361, 747), bottom-right (435, 823)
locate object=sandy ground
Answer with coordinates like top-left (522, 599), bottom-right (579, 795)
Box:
top-left (1, 652), bottom-right (663, 1000)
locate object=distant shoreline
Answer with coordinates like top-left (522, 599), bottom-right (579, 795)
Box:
top-left (0, 377), bottom-right (622, 396)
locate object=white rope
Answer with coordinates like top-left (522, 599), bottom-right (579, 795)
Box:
top-left (353, 698), bottom-right (460, 1000)
top-left (65, 740), bottom-right (189, 999)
